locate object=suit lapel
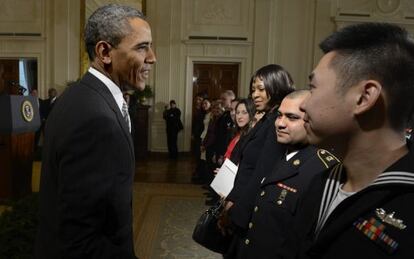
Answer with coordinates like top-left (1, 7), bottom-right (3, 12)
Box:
top-left (80, 72), bottom-right (134, 158)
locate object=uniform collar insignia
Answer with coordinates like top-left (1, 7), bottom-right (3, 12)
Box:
top-left (375, 208), bottom-right (407, 230)
top-left (317, 149), bottom-right (340, 168)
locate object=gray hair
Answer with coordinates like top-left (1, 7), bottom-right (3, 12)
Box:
top-left (223, 90), bottom-right (235, 99)
top-left (84, 4), bottom-right (145, 61)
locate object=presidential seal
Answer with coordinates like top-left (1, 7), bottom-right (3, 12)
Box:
top-left (21, 100), bottom-right (34, 122)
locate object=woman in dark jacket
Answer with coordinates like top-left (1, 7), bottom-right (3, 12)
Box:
top-left (223, 64), bottom-right (295, 258)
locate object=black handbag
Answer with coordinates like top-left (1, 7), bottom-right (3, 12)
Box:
top-left (192, 201), bottom-right (232, 253)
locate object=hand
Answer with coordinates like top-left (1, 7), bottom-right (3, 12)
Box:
top-left (213, 168), bottom-right (220, 175)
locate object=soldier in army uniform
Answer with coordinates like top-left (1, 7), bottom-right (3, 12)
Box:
top-left (231, 90), bottom-right (339, 258)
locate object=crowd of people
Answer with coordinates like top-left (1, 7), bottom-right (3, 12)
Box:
top-left (33, 3), bottom-right (414, 259)
top-left (191, 23), bottom-right (414, 259)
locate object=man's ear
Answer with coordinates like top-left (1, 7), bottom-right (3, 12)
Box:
top-left (354, 80), bottom-right (382, 115)
top-left (94, 41), bottom-right (112, 65)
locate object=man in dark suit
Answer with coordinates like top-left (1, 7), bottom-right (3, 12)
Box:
top-left (30, 88), bottom-right (42, 149)
top-left (215, 90), bottom-right (236, 165)
top-left (38, 88), bottom-right (57, 146)
top-left (163, 100), bottom-right (182, 159)
top-left (35, 4), bottom-right (156, 258)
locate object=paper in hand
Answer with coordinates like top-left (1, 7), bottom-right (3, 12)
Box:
top-left (210, 158), bottom-right (238, 197)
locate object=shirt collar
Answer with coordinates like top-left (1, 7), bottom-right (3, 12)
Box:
top-left (88, 67), bottom-right (125, 113)
top-left (286, 150), bottom-right (299, 161)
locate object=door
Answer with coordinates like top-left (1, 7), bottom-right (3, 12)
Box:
top-left (193, 63), bottom-right (239, 101)
top-left (191, 63), bottom-right (239, 152)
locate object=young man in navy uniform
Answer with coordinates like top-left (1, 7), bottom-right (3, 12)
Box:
top-left (295, 23), bottom-right (414, 259)
top-left (232, 90), bottom-right (339, 258)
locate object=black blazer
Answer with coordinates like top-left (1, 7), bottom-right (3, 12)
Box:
top-left (227, 111), bottom-right (279, 202)
top-left (35, 72), bottom-right (136, 258)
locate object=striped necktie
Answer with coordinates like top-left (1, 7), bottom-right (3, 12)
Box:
top-left (122, 101), bottom-right (131, 132)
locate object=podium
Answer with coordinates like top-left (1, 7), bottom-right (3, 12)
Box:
top-left (0, 95), bottom-right (40, 199)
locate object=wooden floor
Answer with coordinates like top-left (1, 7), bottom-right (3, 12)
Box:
top-left (134, 152), bottom-right (197, 184)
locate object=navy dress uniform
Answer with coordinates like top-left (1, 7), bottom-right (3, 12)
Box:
top-left (295, 144), bottom-right (414, 259)
top-left (236, 147), bottom-right (339, 259)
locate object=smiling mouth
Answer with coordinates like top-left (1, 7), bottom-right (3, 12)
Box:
top-left (141, 70), bottom-right (150, 78)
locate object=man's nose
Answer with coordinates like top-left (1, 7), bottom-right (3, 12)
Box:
top-left (146, 48), bottom-right (156, 64)
top-left (299, 96), bottom-right (309, 113)
top-left (276, 117), bottom-right (286, 128)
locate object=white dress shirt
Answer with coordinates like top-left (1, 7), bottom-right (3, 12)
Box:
top-left (88, 67), bottom-right (131, 131)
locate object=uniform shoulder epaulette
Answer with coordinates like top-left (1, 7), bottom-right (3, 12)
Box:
top-left (317, 149), bottom-right (340, 168)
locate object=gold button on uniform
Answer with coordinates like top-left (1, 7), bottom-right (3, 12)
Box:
top-left (254, 206), bottom-right (258, 212)
top-left (245, 239), bottom-right (250, 245)
top-left (249, 222), bottom-right (253, 229)
top-left (293, 159), bottom-right (300, 166)
top-left (260, 191), bottom-right (265, 196)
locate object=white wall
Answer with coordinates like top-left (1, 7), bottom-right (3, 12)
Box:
top-left (0, 0), bottom-right (80, 99)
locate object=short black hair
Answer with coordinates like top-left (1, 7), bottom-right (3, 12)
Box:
top-left (84, 4), bottom-right (145, 61)
top-left (320, 22), bottom-right (414, 130)
top-left (249, 64), bottom-right (295, 110)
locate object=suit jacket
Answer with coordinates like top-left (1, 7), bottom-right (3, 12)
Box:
top-left (40, 97), bottom-right (56, 121)
top-left (163, 107), bottom-right (182, 133)
top-left (35, 72), bottom-right (136, 258)
top-left (295, 143), bottom-right (414, 259)
top-left (236, 147), bottom-right (339, 259)
top-left (215, 110), bottom-right (235, 158)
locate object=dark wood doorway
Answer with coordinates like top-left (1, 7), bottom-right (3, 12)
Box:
top-left (191, 63), bottom-right (239, 153)
top-left (193, 63), bottom-right (239, 101)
